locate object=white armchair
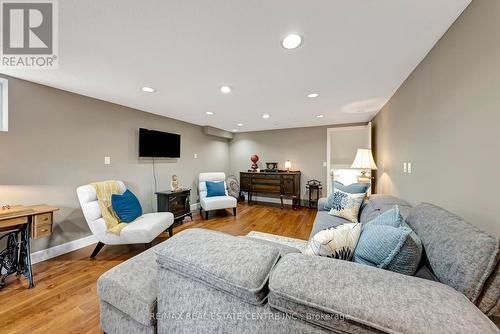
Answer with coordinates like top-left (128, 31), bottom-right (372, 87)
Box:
top-left (199, 172), bottom-right (237, 219)
top-left (76, 181), bottom-right (174, 258)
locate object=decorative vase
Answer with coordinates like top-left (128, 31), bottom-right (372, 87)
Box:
top-left (250, 154), bottom-right (259, 171)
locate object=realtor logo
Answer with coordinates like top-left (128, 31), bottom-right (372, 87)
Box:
top-left (1, 0), bottom-right (58, 68)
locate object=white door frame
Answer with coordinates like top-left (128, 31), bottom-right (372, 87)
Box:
top-left (326, 123), bottom-right (372, 195)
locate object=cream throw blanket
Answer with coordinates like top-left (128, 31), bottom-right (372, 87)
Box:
top-left (92, 180), bottom-right (128, 235)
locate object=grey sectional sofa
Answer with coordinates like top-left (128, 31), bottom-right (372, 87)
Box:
top-left (97, 195), bottom-right (499, 334)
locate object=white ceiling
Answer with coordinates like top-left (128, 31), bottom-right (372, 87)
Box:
top-left (1, 0), bottom-right (471, 132)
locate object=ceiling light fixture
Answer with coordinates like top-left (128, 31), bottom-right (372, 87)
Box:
top-left (282, 34), bottom-right (302, 49)
top-left (232, 129), bottom-right (238, 132)
top-left (262, 114), bottom-right (270, 119)
top-left (237, 123), bottom-right (243, 127)
top-left (141, 86), bottom-right (155, 93)
top-left (220, 85), bottom-right (232, 94)
top-left (307, 93), bottom-right (319, 98)
top-left (206, 111), bottom-right (214, 115)
top-left (316, 115), bottom-right (324, 118)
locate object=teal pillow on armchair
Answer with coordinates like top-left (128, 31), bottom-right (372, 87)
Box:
top-left (206, 181), bottom-right (226, 197)
top-left (111, 189), bottom-right (142, 223)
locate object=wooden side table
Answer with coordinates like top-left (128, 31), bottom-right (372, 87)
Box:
top-left (0, 205), bottom-right (59, 289)
top-left (306, 180), bottom-right (323, 209)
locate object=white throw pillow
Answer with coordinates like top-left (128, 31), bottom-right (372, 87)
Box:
top-left (327, 188), bottom-right (365, 223)
top-left (303, 223), bottom-right (362, 260)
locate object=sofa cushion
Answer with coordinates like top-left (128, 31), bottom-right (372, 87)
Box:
top-left (406, 203), bottom-right (500, 304)
top-left (367, 194), bottom-right (411, 210)
top-left (240, 236), bottom-right (302, 256)
top-left (200, 195), bottom-right (237, 211)
top-left (155, 228), bottom-right (280, 305)
top-left (310, 211), bottom-right (350, 238)
top-left (97, 242), bottom-right (164, 327)
top-left (269, 253), bottom-right (499, 334)
top-left (477, 264), bottom-right (500, 316)
top-left (359, 195), bottom-right (412, 224)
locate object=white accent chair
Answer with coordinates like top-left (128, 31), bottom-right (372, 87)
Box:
top-left (76, 181), bottom-right (174, 258)
top-left (199, 172), bottom-right (237, 219)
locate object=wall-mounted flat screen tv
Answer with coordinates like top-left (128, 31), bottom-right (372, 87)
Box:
top-left (139, 128), bottom-right (181, 158)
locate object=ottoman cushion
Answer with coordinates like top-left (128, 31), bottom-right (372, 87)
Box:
top-left (155, 228), bottom-right (280, 305)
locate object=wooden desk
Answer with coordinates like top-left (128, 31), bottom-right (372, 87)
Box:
top-left (0, 205), bottom-right (58, 289)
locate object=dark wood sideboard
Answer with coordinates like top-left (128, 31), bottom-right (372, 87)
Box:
top-left (240, 171), bottom-right (301, 208)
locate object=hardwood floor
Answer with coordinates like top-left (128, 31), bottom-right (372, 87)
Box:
top-left (0, 202), bottom-right (316, 334)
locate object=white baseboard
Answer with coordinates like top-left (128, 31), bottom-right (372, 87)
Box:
top-left (31, 235), bottom-right (98, 264)
top-left (190, 202), bottom-right (200, 211)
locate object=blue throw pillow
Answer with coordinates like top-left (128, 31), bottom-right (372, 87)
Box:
top-left (324, 181), bottom-right (370, 211)
top-left (206, 181), bottom-right (225, 197)
top-left (353, 209), bottom-right (423, 276)
top-left (365, 205), bottom-right (403, 227)
top-left (111, 189), bottom-right (142, 223)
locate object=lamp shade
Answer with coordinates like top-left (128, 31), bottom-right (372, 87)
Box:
top-left (284, 160), bottom-right (292, 169)
top-left (351, 149), bottom-right (377, 170)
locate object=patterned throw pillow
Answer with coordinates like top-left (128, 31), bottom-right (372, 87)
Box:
top-left (303, 223), bottom-right (362, 260)
top-left (327, 189), bottom-right (365, 223)
top-left (324, 181), bottom-right (370, 211)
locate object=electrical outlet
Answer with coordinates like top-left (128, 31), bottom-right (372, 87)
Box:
top-left (194, 153), bottom-right (198, 159)
top-left (323, 161), bottom-right (327, 167)
top-left (403, 162), bottom-right (407, 173)
top-left (104, 156), bottom-right (111, 165)
top-left (408, 162), bottom-right (412, 174)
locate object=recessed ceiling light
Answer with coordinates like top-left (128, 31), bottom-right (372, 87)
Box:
top-left (282, 34), bottom-right (302, 49)
top-left (237, 123), bottom-right (243, 127)
top-left (232, 129), bottom-right (238, 132)
top-left (206, 111), bottom-right (214, 115)
top-left (141, 86), bottom-right (155, 93)
top-left (220, 85), bottom-right (232, 94)
top-left (307, 93), bottom-right (319, 98)
top-left (316, 115), bottom-right (324, 118)
top-left (262, 114), bottom-right (270, 119)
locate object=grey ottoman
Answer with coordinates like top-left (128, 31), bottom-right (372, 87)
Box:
top-left (97, 243), bottom-right (164, 334)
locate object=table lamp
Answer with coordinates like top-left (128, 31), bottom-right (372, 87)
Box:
top-left (351, 149), bottom-right (377, 180)
top-left (284, 160), bottom-right (292, 172)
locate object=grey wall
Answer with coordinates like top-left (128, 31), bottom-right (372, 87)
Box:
top-left (372, 0), bottom-right (500, 237)
top-left (228, 124), bottom-right (366, 201)
top-left (0, 76), bottom-right (229, 252)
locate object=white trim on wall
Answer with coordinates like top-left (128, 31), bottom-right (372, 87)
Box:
top-left (0, 78), bottom-right (8, 132)
top-left (326, 123), bottom-right (372, 195)
top-left (31, 235), bottom-right (98, 264)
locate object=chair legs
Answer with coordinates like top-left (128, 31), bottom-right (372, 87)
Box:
top-left (90, 242), bottom-right (105, 259)
top-left (205, 211), bottom-right (209, 220)
top-left (233, 207), bottom-right (237, 216)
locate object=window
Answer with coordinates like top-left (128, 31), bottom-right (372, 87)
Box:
top-left (0, 78), bottom-right (8, 131)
